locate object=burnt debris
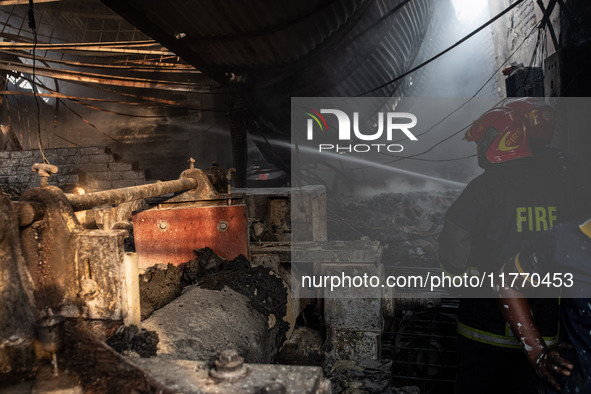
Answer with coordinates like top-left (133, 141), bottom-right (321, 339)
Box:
top-left (138, 247), bottom-right (291, 353)
top-left (107, 325), bottom-right (159, 358)
top-left (328, 191), bottom-right (460, 268)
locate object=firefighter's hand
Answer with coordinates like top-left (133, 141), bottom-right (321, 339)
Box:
top-left (529, 343), bottom-right (574, 391)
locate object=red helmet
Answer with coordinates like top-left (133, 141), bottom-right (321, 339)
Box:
top-left (465, 107), bottom-right (531, 164)
top-left (505, 98), bottom-right (554, 143)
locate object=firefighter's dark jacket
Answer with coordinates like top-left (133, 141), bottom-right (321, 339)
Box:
top-left (439, 151), bottom-right (591, 346)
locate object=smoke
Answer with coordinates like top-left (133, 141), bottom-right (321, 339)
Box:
top-left (318, 0), bottom-right (502, 194)
top-left (353, 176), bottom-right (462, 198)
top-left (407, 0), bottom-right (498, 98)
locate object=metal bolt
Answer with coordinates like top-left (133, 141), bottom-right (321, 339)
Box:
top-left (158, 221), bottom-right (169, 231)
top-left (216, 349), bottom-right (242, 370)
top-left (218, 220), bottom-right (228, 232)
top-left (210, 349), bottom-right (247, 382)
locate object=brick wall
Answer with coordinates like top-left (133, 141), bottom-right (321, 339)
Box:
top-left (0, 146), bottom-right (148, 199)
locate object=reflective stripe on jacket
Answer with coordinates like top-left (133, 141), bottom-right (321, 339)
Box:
top-left (457, 321), bottom-right (558, 349)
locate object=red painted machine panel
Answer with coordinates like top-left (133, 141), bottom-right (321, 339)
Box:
top-left (133, 205), bottom-right (248, 269)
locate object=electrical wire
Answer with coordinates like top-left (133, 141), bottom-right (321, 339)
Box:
top-left (29, 77), bottom-right (228, 111)
top-left (357, 20), bottom-right (542, 167)
top-left (291, 1), bottom-right (539, 175)
top-left (357, 0), bottom-right (526, 96)
top-left (6, 70), bottom-right (121, 143)
top-left (0, 61), bottom-right (214, 93)
top-left (27, 0), bottom-right (49, 163)
top-left (394, 21), bottom-right (544, 162)
top-left (59, 98), bottom-right (120, 143)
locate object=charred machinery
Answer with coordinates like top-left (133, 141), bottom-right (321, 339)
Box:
top-left (0, 160), bottom-right (330, 393)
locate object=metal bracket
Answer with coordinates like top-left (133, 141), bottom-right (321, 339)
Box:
top-left (162, 167), bottom-right (244, 206)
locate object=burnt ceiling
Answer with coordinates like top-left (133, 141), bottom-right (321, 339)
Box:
top-left (100, 0), bottom-right (436, 170)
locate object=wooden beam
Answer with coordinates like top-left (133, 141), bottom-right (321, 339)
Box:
top-left (0, 42), bottom-right (172, 56)
top-left (0, 49), bottom-right (200, 73)
top-left (0, 62), bottom-right (211, 92)
top-left (0, 124), bottom-right (22, 150)
top-left (0, 90), bottom-right (224, 112)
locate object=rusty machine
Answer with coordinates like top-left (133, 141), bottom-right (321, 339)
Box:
top-left (0, 157), bottom-right (447, 393)
top-left (0, 160), bottom-right (330, 393)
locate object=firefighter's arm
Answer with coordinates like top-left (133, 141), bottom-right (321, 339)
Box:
top-left (498, 256), bottom-right (572, 390)
top-left (439, 177), bottom-right (492, 275)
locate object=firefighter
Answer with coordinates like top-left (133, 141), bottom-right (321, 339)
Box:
top-left (439, 105), bottom-right (566, 394)
top-left (506, 97), bottom-right (591, 221)
top-left (498, 217), bottom-right (591, 393)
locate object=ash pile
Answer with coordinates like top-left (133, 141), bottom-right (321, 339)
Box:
top-left (328, 191), bottom-right (460, 269)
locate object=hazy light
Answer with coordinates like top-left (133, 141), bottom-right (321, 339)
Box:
top-left (252, 136), bottom-right (467, 188)
top-left (452, 0), bottom-right (488, 22)
top-left (7, 74), bottom-right (51, 104)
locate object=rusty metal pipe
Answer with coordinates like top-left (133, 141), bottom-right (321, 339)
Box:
top-left (65, 178), bottom-right (198, 212)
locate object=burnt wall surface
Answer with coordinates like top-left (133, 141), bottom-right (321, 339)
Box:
top-left (0, 147), bottom-right (147, 199)
top-left (488, 0), bottom-right (561, 99)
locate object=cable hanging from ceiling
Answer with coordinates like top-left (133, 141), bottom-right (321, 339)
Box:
top-left (27, 0), bottom-right (50, 163)
top-left (357, 0), bottom-right (526, 96)
top-left (342, 19), bottom-right (542, 170)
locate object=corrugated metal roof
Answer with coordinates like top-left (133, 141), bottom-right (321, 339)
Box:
top-left (101, 0), bottom-right (435, 171)
top-left (104, 0), bottom-right (367, 70)
top-left (102, 0), bottom-right (434, 96)
top-left (0, 0), bottom-right (436, 171)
